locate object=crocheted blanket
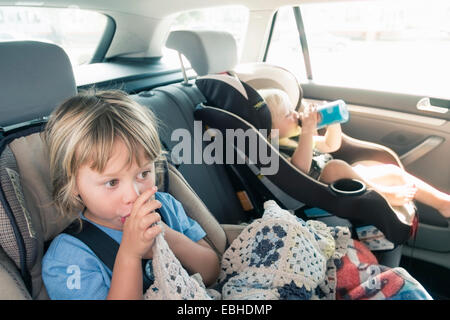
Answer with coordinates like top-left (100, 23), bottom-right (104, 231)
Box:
top-left (144, 200), bottom-right (432, 300)
top-left (215, 200), bottom-right (351, 299)
top-left (143, 231), bottom-right (213, 300)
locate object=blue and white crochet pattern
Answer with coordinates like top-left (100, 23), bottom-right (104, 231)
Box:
top-left (217, 200), bottom-right (351, 300)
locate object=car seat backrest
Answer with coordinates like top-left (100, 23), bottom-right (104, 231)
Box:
top-left (131, 84), bottom-right (247, 225)
top-left (0, 41), bottom-right (78, 299)
top-left (5, 132), bottom-right (75, 299)
top-left (166, 30), bottom-right (238, 76)
top-left (0, 41), bottom-right (77, 128)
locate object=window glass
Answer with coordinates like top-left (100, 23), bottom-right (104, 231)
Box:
top-left (0, 6), bottom-right (108, 66)
top-left (162, 6), bottom-right (249, 71)
top-left (265, 7), bottom-right (307, 82)
top-left (300, 0), bottom-right (450, 98)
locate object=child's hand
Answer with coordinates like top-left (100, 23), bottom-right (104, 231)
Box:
top-left (300, 103), bottom-right (319, 134)
top-left (120, 186), bottom-right (162, 260)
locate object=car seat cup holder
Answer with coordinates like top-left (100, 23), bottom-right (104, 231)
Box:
top-left (329, 178), bottom-right (366, 196)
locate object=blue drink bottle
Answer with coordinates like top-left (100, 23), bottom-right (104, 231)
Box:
top-left (316, 99), bottom-right (349, 129)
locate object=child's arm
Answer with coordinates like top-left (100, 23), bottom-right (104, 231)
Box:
top-left (163, 226), bottom-right (220, 286)
top-left (107, 188), bottom-right (162, 300)
top-left (313, 123), bottom-right (342, 153)
top-left (290, 104), bottom-right (318, 174)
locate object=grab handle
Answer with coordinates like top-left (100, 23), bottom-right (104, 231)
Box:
top-left (417, 97), bottom-right (448, 114)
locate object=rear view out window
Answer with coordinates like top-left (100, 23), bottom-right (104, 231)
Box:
top-left (267, 0), bottom-right (450, 99)
top-left (162, 6), bottom-right (249, 70)
top-left (0, 6), bottom-right (107, 66)
top-left (301, 0), bottom-right (450, 99)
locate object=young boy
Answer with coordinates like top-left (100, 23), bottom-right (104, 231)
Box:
top-left (42, 90), bottom-right (220, 299)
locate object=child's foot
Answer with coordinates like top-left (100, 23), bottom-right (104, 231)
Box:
top-left (375, 183), bottom-right (418, 207)
top-left (438, 196), bottom-right (450, 218)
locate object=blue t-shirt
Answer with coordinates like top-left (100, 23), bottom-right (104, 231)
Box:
top-left (42, 192), bottom-right (206, 300)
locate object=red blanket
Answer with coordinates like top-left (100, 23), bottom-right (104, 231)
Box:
top-left (335, 240), bottom-right (431, 300)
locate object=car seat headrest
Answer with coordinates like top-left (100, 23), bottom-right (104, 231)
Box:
top-left (196, 74), bottom-right (272, 134)
top-left (234, 62), bottom-right (303, 111)
top-left (0, 41), bottom-right (77, 127)
top-left (166, 30), bottom-right (238, 76)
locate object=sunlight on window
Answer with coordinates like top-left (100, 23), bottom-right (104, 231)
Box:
top-left (268, 0), bottom-right (450, 99)
top-left (265, 7), bottom-right (307, 82)
top-left (0, 6), bottom-right (107, 66)
top-left (305, 0), bottom-right (450, 99)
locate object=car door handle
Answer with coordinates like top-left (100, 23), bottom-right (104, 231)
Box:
top-left (417, 97), bottom-right (449, 114)
top-left (400, 136), bottom-right (444, 166)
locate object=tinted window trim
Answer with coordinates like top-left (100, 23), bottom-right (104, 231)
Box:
top-left (90, 14), bottom-right (116, 63)
top-left (293, 6), bottom-right (312, 80)
top-left (262, 10), bottom-right (277, 62)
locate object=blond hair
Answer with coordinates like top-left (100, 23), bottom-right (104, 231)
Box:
top-left (44, 89), bottom-right (161, 220)
top-left (258, 88), bottom-right (292, 127)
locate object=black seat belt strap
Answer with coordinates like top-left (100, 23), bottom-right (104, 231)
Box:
top-left (64, 219), bottom-right (153, 292)
top-left (64, 220), bottom-right (119, 272)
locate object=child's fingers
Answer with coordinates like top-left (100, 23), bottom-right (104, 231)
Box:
top-left (139, 199), bottom-right (162, 218)
top-left (131, 186), bottom-right (158, 216)
top-left (143, 224), bottom-right (162, 241)
top-left (307, 103), bottom-right (318, 112)
top-left (140, 211), bottom-right (161, 230)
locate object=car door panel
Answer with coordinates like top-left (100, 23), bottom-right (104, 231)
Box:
top-left (302, 87), bottom-right (450, 268)
top-left (302, 83), bottom-right (450, 122)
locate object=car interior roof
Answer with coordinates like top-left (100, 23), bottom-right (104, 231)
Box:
top-left (0, 0), bottom-right (335, 17)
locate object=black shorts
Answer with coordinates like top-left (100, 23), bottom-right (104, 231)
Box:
top-left (309, 152), bottom-right (333, 180)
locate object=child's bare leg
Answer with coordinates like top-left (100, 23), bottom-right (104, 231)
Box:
top-left (320, 160), bottom-right (417, 206)
top-left (357, 162), bottom-right (450, 216)
top-left (402, 172), bottom-right (450, 218)
top-left (352, 163), bottom-right (407, 186)
top-left (319, 159), bottom-right (360, 183)
top-left (352, 163), bottom-right (417, 206)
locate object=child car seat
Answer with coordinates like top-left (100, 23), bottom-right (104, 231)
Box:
top-left (0, 41), bottom-right (78, 299)
top-left (233, 62), bottom-right (406, 167)
top-left (165, 30), bottom-right (417, 246)
top-left (0, 41), bottom-right (230, 299)
top-left (234, 62), bottom-right (304, 112)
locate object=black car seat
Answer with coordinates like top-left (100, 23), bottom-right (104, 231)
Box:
top-left (233, 62), bottom-right (408, 168)
top-left (0, 41), bottom-right (232, 299)
top-left (165, 30), bottom-right (417, 248)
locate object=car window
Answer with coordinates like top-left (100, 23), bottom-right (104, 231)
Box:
top-left (0, 6), bottom-right (108, 66)
top-left (161, 5), bottom-right (249, 71)
top-left (265, 6), bottom-right (308, 83)
top-left (266, 0), bottom-right (450, 99)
